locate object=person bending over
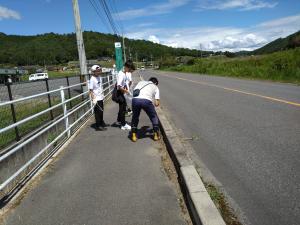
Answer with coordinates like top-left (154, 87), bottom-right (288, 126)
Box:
top-left (130, 77), bottom-right (160, 142)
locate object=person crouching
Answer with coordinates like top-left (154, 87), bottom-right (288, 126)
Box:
top-left (131, 77), bottom-right (160, 142)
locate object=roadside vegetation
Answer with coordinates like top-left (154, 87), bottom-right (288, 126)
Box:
top-left (0, 95), bottom-right (84, 150)
top-left (162, 48), bottom-right (300, 84)
top-left (204, 181), bottom-right (242, 225)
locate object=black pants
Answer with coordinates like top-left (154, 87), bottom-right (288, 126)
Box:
top-left (131, 98), bottom-right (159, 133)
top-left (117, 94), bottom-right (127, 126)
top-left (94, 100), bottom-right (104, 127)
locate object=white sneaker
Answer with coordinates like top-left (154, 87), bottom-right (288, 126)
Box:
top-left (121, 123), bottom-right (131, 130)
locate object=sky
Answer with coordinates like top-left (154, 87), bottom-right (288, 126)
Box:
top-left (0, 0), bottom-right (300, 52)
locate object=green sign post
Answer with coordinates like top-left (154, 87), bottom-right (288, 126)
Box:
top-left (114, 42), bottom-right (123, 72)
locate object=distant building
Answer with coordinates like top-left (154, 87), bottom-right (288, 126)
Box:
top-left (0, 68), bottom-right (28, 83)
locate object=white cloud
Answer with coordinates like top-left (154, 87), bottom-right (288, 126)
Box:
top-left (197, 0), bottom-right (278, 11)
top-left (0, 5), bottom-right (21, 20)
top-left (116, 0), bottom-right (190, 20)
top-left (258, 14), bottom-right (300, 28)
top-left (136, 22), bottom-right (156, 28)
top-left (148, 35), bottom-right (160, 44)
top-left (125, 13), bottom-right (300, 52)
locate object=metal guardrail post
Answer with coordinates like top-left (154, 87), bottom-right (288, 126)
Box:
top-left (45, 79), bottom-right (54, 120)
top-left (60, 86), bottom-right (70, 138)
top-left (107, 74), bottom-right (110, 93)
top-left (66, 76), bottom-right (72, 109)
top-left (6, 82), bottom-right (20, 141)
top-left (80, 75), bottom-right (84, 101)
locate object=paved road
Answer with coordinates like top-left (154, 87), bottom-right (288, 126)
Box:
top-left (142, 70), bottom-right (300, 225)
top-left (0, 74), bottom-right (112, 102)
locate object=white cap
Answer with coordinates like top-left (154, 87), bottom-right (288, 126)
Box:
top-left (91, 65), bottom-right (102, 72)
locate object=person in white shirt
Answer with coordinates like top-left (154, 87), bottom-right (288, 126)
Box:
top-left (89, 65), bottom-right (107, 131)
top-left (130, 77), bottom-right (160, 142)
top-left (125, 71), bottom-right (133, 116)
top-left (116, 60), bottom-right (135, 130)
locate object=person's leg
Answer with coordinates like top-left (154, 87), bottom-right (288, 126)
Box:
top-left (131, 98), bottom-right (142, 133)
top-left (118, 95), bottom-right (127, 126)
top-left (130, 98), bottom-right (142, 141)
top-left (94, 103), bottom-right (101, 127)
top-left (98, 100), bottom-right (105, 126)
top-left (143, 100), bottom-right (160, 140)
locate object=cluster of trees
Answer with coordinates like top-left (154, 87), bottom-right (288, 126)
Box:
top-left (1, 30), bottom-right (298, 67)
top-left (0, 31), bottom-right (210, 66)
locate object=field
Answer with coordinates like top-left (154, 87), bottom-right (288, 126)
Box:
top-left (164, 48), bottom-right (300, 84)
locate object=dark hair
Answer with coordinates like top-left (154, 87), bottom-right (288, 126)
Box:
top-left (124, 60), bottom-right (135, 71)
top-left (149, 77), bottom-right (158, 85)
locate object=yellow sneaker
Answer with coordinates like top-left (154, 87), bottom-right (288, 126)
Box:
top-left (132, 132), bottom-right (137, 142)
top-left (153, 132), bottom-right (160, 141)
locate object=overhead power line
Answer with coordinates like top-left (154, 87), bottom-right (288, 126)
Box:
top-left (88, 0), bottom-right (112, 32)
top-left (88, 0), bottom-right (122, 35)
top-left (98, 0), bottom-right (119, 35)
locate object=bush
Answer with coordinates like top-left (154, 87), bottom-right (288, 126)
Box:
top-left (165, 48), bottom-right (300, 83)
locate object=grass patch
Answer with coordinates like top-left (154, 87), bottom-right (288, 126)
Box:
top-left (204, 182), bottom-right (242, 225)
top-left (0, 94), bottom-right (86, 150)
top-left (164, 48), bottom-right (300, 84)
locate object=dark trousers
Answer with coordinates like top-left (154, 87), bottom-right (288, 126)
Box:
top-left (117, 94), bottom-right (127, 126)
top-left (131, 98), bottom-right (159, 133)
top-left (94, 100), bottom-right (104, 127)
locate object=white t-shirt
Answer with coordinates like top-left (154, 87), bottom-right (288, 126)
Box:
top-left (125, 72), bottom-right (132, 89)
top-left (89, 76), bottom-right (104, 101)
top-left (133, 81), bottom-right (160, 102)
top-left (117, 71), bottom-right (129, 89)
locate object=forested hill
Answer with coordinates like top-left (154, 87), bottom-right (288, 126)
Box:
top-left (252, 30), bottom-right (300, 55)
top-left (0, 31), bottom-right (205, 66)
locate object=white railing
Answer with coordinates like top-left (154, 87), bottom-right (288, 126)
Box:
top-left (0, 73), bottom-right (117, 195)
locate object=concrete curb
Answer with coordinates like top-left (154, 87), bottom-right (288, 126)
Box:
top-left (157, 107), bottom-right (226, 225)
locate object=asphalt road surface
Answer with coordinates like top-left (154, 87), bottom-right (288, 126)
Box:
top-left (0, 75), bottom-right (112, 102)
top-left (142, 70), bottom-right (300, 225)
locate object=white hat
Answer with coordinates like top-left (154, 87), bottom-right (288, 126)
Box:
top-left (91, 65), bottom-right (102, 72)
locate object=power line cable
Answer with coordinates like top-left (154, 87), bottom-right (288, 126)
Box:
top-left (88, 0), bottom-right (114, 33)
top-left (109, 0), bottom-right (124, 35)
top-left (98, 0), bottom-right (119, 35)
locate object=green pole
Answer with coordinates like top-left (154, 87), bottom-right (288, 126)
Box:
top-left (115, 42), bottom-right (123, 72)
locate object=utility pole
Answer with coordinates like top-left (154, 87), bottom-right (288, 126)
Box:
top-left (122, 35), bottom-right (127, 62)
top-left (135, 52), bottom-right (138, 68)
top-left (128, 47), bottom-right (132, 60)
top-left (72, 0), bottom-right (88, 87)
top-left (199, 43), bottom-right (202, 58)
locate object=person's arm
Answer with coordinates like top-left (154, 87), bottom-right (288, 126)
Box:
top-left (118, 86), bottom-right (129, 94)
top-left (154, 88), bottom-right (160, 107)
top-left (88, 79), bottom-right (96, 99)
top-left (89, 90), bottom-right (96, 99)
top-left (117, 72), bottom-right (129, 94)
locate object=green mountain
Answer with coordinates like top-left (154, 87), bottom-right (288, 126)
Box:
top-left (252, 30), bottom-right (300, 55)
top-left (0, 31), bottom-right (208, 66)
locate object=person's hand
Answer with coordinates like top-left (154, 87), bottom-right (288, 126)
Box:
top-left (154, 100), bottom-right (160, 107)
top-left (92, 98), bottom-right (97, 105)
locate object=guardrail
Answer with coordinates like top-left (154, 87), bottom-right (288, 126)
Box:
top-left (0, 73), bottom-right (117, 200)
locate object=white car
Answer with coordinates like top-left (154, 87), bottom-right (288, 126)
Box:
top-left (29, 73), bottom-right (48, 81)
top-left (141, 66), bottom-right (145, 70)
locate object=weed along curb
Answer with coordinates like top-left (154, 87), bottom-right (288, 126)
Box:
top-left (156, 107), bottom-right (226, 225)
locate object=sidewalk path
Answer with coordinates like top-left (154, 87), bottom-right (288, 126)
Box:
top-left (3, 103), bottom-right (187, 225)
